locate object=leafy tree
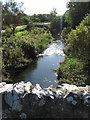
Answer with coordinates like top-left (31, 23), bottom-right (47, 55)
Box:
top-left (65, 2), bottom-right (90, 28)
top-left (65, 13), bottom-right (90, 63)
top-left (57, 13), bottom-right (90, 86)
top-left (50, 8), bottom-right (57, 18)
top-left (2, 27), bottom-right (52, 76)
top-left (2, 0), bottom-right (23, 35)
top-left (22, 14), bottom-right (31, 25)
top-left (30, 14), bottom-right (40, 22)
top-left (50, 16), bottom-right (61, 35)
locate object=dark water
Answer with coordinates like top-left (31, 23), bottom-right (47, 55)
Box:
top-left (14, 39), bottom-right (65, 88)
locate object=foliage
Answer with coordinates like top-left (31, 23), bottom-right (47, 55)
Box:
top-left (65, 2), bottom-right (90, 28)
top-left (29, 8), bottom-right (57, 23)
top-left (61, 27), bottom-right (71, 39)
top-left (50, 16), bottom-right (60, 35)
top-left (57, 13), bottom-right (90, 86)
top-left (2, 27), bottom-right (52, 75)
top-left (22, 14), bottom-right (30, 25)
top-left (50, 8), bottom-right (57, 21)
top-left (2, 0), bottom-right (23, 35)
top-left (57, 57), bottom-right (87, 86)
top-left (30, 14), bottom-right (48, 23)
top-left (65, 14), bottom-right (90, 63)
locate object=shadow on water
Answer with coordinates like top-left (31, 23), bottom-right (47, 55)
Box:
top-left (13, 61), bottom-right (38, 82)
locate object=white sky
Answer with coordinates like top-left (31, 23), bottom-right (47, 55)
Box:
top-left (2, 0), bottom-right (68, 15)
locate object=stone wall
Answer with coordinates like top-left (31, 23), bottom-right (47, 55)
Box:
top-left (0, 81), bottom-right (90, 119)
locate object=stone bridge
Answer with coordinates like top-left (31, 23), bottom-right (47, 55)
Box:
top-left (0, 81), bottom-right (90, 119)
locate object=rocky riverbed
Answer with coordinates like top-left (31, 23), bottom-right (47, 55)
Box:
top-left (0, 81), bottom-right (90, 119)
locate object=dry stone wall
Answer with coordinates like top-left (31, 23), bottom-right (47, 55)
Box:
top-left (0, 81), bottom-right (90, 119)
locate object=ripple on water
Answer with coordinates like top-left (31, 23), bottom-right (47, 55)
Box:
top-left (39, 40), bottom-right (65, 57)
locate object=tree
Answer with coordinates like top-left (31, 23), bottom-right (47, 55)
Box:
top-left (50, 16), bottom-right (60, 35)
top-left (49, 8), bottom-right (57, 21)
top-left (2, 0), bottom-right (23, 35)
top-left (65, 2), bottom-right (90, 28)
top-left (50, 8), bottom-right (57, 17)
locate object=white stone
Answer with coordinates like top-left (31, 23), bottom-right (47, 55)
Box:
top-left (72, 100), bottom-right (77, 105)
top-left (14, 85), bottom-right (24, 94)
top-left (24, 82), bottom-right (32, 93)
top-left (44, 89), bottom-right (54, 99)
top-left (62, 84), bottom-right (79, 93)
top-left (2, 81), bottom-right (90, 113)
top-left (0, 83), bottom-right (13, 93)
top-left (32, 88), bottom-right (41, 98)
top-left (32, 84), bottom-right (45, 99)
top-left (66, 96), bottom-right (73, 102)
top-left (55, 89), bottom-right (63, 98)
top-left (83, 90), bottom-right (90, 105)
top-left (36, 84), bottom-right (42, 90)
top-left (0, 82), bottom-right (6, 87)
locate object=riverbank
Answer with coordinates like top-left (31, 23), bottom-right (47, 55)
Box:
top-left (2, 60), bottom-right (37, 83)
top-left (1, 81), bottom-right (90, 119)
top-left (57, 13), bottom-right (90, 86)
top-left (2, 27), bottom-right (53, 83)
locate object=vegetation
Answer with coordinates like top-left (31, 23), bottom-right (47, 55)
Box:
top-left (2, 27), bottom-right (52, 77)
top-left (2, 0), bottom-right (90, 87)
top-left (61, 2), bottom-right (90, 38)
top-left (2, 0), bottom-right (54, 78)
top-left (57, 13), bottom-right (90, 86)
top-left (2, 0), bottom-right (23, 35)
top-left (50, 16), bottom-right (60, 35)
top-left (57, 57), bottom-right (87, 86)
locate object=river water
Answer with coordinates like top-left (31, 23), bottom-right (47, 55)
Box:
top-left (14, 39), bottom-right (65, 88)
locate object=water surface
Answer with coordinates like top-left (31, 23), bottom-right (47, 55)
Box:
top-left (14, 39), bottom-right (65, 88)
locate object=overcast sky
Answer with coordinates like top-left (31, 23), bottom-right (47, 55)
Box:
top-left (2, 0), bottom-right (68, 15)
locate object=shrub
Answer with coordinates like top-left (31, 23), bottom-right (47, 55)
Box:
top-left (57, 14), bottom-right (90, 86)
top-left (57, 57), bottom-right (87, 86)
top-left (2, 27), bottom-right (52, 75)
top-left (65, 14), bottom-right (90, 63)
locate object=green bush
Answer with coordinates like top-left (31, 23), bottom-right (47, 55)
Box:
top-left (2, 27), bottom-right (52, 75)
top-left (2, 27), bottom-right (11, 37)
top-left (61, 27), bottom-right (71, 39)
top-left (50, 16), bottom-right (60, 35)
top-left (57, 57), bottom-right (87, 86)
top-left (65, 14), bottom-right (90, 62)
top-left (57, 14), bottom-right (90, 86)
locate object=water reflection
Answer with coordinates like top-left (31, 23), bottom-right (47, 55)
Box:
top-left (14, 61), bottom-right (37, 82)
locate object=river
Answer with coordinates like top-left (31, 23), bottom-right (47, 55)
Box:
top-left (14, 39), bottom-right (65, 88)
